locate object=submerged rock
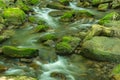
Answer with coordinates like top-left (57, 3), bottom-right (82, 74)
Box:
top-left (82, 36), bottom-right (120, 62)
top-left (2, 46), bottom-right (38, 58)
top-left (50, 72), bottom-right (67, 80)
top-left (3, 8), bottom-right (26, 25)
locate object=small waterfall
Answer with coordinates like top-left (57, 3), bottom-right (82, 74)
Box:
top-left (34, 56), bottom-right (76, 80)
top-left (34, 7), bottom-right (59, 28)
top-left (69, 2), bottom-right (85, 10)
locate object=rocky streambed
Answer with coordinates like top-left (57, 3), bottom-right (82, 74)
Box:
top-left (0, 0), bottom-right (120, 80)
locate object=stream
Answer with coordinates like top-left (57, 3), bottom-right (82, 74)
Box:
top-left (0, 1), bottom-right (115, 80)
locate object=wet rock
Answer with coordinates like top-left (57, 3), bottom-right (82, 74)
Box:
top-left (3, 8), bottom-right (26, 25)
top-left (2, 46), bottom-right (38, 58)
top-left (50, 72), bottom-right (67, 80)
top-left (98, 3), bottom-right (109, 11)
top-left (111, 64), bottom-right (120, 80)
top-left (91, 0), bottom-right (112, 6)
top-left (60, 10), bottom-right (94, 22)
top-left (0, 0), bottom-right (6, 9)
top-left (0, 63), bottom-right (7, 73)
top-left (38, 33), bottom-right (57, 42)
top-left (98, 11), bottom-right (120, 25)
top-left (20, 58), bottom-right (32, 63)
top-left (15, 0), bottom-right (32, 12)
top-left (82, 36), bottom-right (120, 62)
top-left (0, 76), bottom-right (37, 80)
top-left (46, 2), bottom-right (70, 10)
top-left (111, 0), bottom-right (120, 9)
top-left (26, 0), bottom-right (40, 5)
top-left (49, 11), bottom-right (65, 17)
top-left (77, 1), bottom-right (91, 7)
top-left (56, 36), bottom-right (81, 55)
top-left (58, 0), bottom-right (70, 6)
top-left (31, 24), bottom-right (49, 33)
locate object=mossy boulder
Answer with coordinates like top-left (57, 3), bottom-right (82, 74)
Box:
top-left (98, 3), bottom-right (109, 11)
top-left (111, 64), bottom-right (120, 80)
top-left (46, 2), bottom-right (70, 10)
top-left (3, 8), bottom-right (26, 25)
top-left (91, 0), bottom-right (112, 6)
top-left (38, 33), bottom-right (56, 42)
top-left (26, 0), bottom-right (39, 5)
top-left (60, 10), bottom-right (94, 22)
top-left (50, 72), bottom-right (66, 80)
top-left (56, 36), bottom-right (81, 55)
top-left (59, 0), bottom-right (70, 5)
top-left (2, 46), bottom-right (38, 58)
top-left (56, 42), bottom-right (72, 55)
top-left (15, 0), bottom-right (31, 12)
top-left (82, 36), bottom-right (120, 62)
top-left (32, 24), bottom-right (49, 33)
top-left (98, 12), bottom-right (120, 25)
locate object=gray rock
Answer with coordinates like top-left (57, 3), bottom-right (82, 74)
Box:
top-left (82, 36), bottom-right (120, 62)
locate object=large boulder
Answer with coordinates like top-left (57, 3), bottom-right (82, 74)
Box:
top-left (2, 46), bottom-right (38, 58)
top-left (3, 8), bottom-right (26, 25)
top-left (81, 36), bottom-right (120, 62)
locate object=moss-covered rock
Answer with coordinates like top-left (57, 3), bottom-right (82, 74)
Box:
top-left (50, 72), bottom-right (66, 80)
top-left (46, 2), bottom-right (70, 10)
top-left (2, 46), bottom-right (38, 58)
top-left (38, 33), bottom-right (56, 42)
top-left (27, 0), bottom-right (39, 5)
top-left (56, 36), bottom-right (81, 55)
top-left (15, 0), bottom-right (32, 12)
top-left (0, 0), bottom-right (6, 9)
top-left (56, 42), bottom-right (72, 55)
top-left (82, 36), bottom-right (120, 62)
top-left (111, 64), bottom-right (120, 80)
top-left (98, 12), bottom-right (120, 25)
top-left (32, 24), bottom-right (49, 33)
top-left (59, 0), bottom-right (70, 5)
top-left (98, 3), bottom-right (109, 11)
top-left (3, 8), bottom-right (26, 25)
top-left (91, 0), bottom-right (112, 6)
top-left (60, 10), bottom-right (94, 22)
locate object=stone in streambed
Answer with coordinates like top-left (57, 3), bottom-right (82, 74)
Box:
top-left (2, 46), bottom-right (38, 58)
top-left (3, 8), bottom-right (26, 25)
top-left (82, 36), bottom-right (120, 62)
top-left (98, 11), bottom-right (120, 25)
top-left (46, 2), bottom-right (70, 10)
top-left (111, 64), bottom-right (120, 80)
top-left (56, 36), bottom-right (81, 55)
top-left (60, 10), bottom-right (94, 22)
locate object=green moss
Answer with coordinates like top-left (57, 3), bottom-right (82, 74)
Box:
top-left (0, 36), bottom-right (5, 43)
top-left (59, 0), bottom-right (69, 5)
top-left (0, 0), bottom-right (6, 8)
top-left (29, 0), bottom-right (39, 5)
top-left (99, 12), bottom-right (120, 24)
top-left (28, 16), bottom-right (37, 23)
top-left (92, 0), bottom-right (100, 4)
top-left (16, 0), bottom-right (31, 12)
top-left (2, 46), bottom-right (38, 58)
top-left (112, 64), bottom-right (120, 75)
top-left (60, 10), bottom-right (94, 22)
top-left (3, 8), bottom-right (26, 25)
top-left (39, 33), bottom-right (56, 42)
top-left (56, 42), bottom-right (72, 55)
top-left (32, 25), bottom-right (48, 33)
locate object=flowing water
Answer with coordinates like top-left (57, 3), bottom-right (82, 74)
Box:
top-left (0, 1), bottom-right (113, 80)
